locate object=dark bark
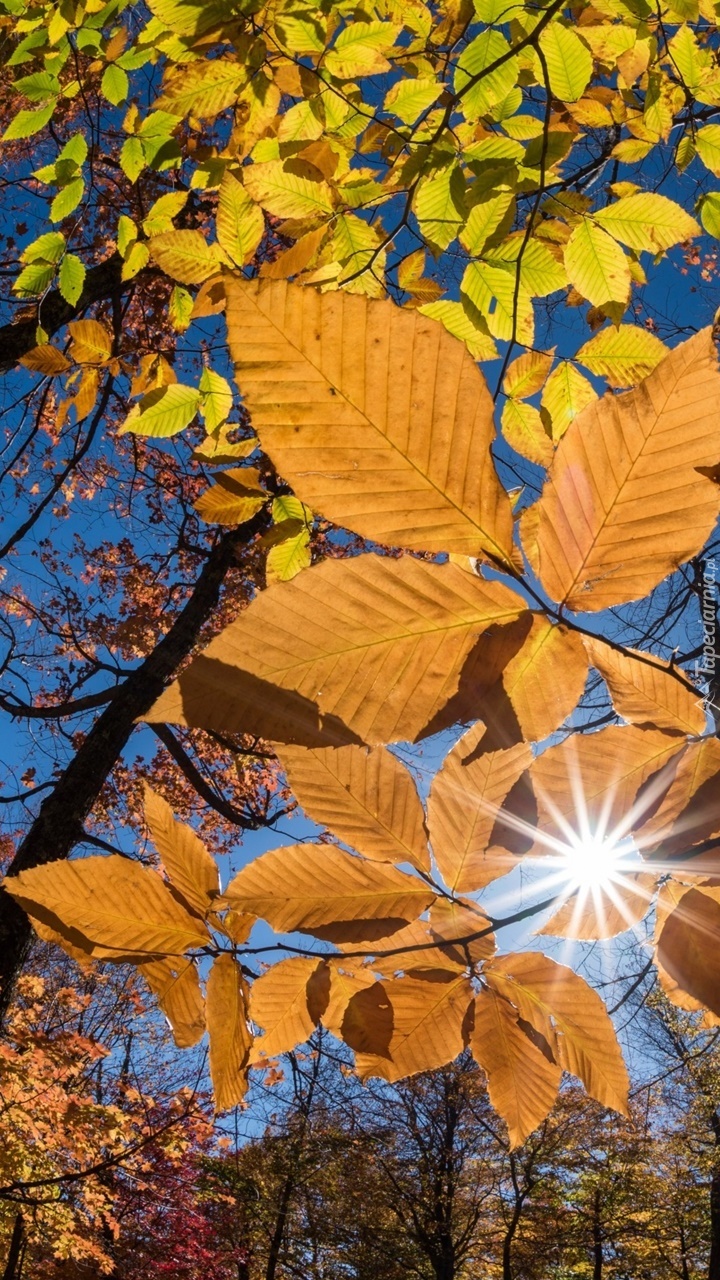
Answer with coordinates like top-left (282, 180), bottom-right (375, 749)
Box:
top-left (709, 1113), bottom-right (720, 1280)
top-left (680, 1225), bottom-right (691, 1280)
top-left (0, 518), bottom-right (263, 1021)
top-left (0, 254), bottom-right (150, 374)
top-left (1, 1214), bottom-right (25, 1280)
top-left (592, 1188), bottom-right (603, 1280)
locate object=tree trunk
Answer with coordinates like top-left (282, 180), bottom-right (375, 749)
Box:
top-left (0, 520), bottom-right (262, 1020)
top-left (592, 1188), bottom-right (603, 1280)
top-left (680, 1225), bottom-right (691, 1280)
top-left (709, 1168), bottom-right (720, 1278)
top-left (1, 1214), bottom-right (25, 1280)
top-left (433, 1240), bottom-right (456, 1280)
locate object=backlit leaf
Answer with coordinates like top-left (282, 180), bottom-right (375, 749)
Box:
top-left (593, 193), bottom-right (699, 253)
top-left (539, 872), bottom-right (657, 940)
top-left (521, 328), bottom-right (720, 610)
top-left (224, 276), bottom-right (514, 563)
top-left (471, 986), bottom-right (561, 1147)
top-left (146, 554), bottom-right (526, 747)
top-left (149, 229), bottom-right (218, 283)
top-left (358, 973), bottom-right (473, 1082)
top-left (141, 957), bottom-right (205, 1048)
top-left (6, 856), bottom-right (209, 958)
top-left (222, 843), bottom-right (435, 941)
top-left (250, 957), bottom-right (328, 1059)
top-left (538, 24), bottom-right (593, 102)
top-left (656, 887), bottom-right (720, 1018)
top-left (206, 954), bottom-right (252, 1110)
top-left (575, 325), bottom-right (668, 387)
top-left (564, 218), bottom-right (631, 307)
top-left (486, 952), bottom-right (629, 1113)
top-left (278, 744), bottom-right (430, 871)
top-left (217, 170), bottom-right (264, 267)
top-left (584, 637), bottom-right (705, 735)
top-left (143, 784), bottom-right (219, 917)
top-left (120, 384), bottom-right (201, 438)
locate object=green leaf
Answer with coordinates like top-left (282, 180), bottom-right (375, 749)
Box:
top-left (461, 260), bottom-right (535, 344)
top-left (324, 21), bottom-right (399, 80)
top-left (501, 399), bottom-right (553, 468)
top-left (538, 23), bottom-right (593, 102)
top-left (101, 63), bottom-right (129, 104)
top-left (418, 299), bottom-right (499, 361)
top-left (57, 134), bottom-right (88, 167)
top-left (117, 214), bottom-right (137, 257)
top-left (700, 191), bottom-right (720, 239)
top-left (540, 361), bottom-right (597, 442)
top-left (21, 231), bottom-right (65, 264)
top-left (50, 177), bottom-right (84, 222)
top-left (120, 135), bottom-right (145, 183)
top-left (593, 193), bottom-right (700, 253)
top-left (415, 165), bottom-right (467, 252)
top-left (383, 78), bottom-right (442, 124)
top-left (13, 261), bottom-right (55, 298)
top-left (58, 253), bottom-right (85, 305)
top-left (267, 528), bottom-right (311, 582)
top-left (199, 368), bottom-right (233, 431)
top-left (14, 70), bottom-right (60, 101)
top-left (169, 285), bottom-right (194, 332)
top-left (575, 325), bottom-right (669, 387)
top-left (455, 30), bottom-right (518, 120)
top-left (459, 191), bottom-right (515, 255)
top-left (2, 102), bottom-right (55, 140)
top-left (696, 125), bottom-right (720, 177)
top-left (142, 189), bottom-right (188, 236)
top-left (563, 218), bottom-right (631, 307)
top-left (120, 384), bottom-right (202, 438)
top-left (121, 241), bottom-right (150, 281)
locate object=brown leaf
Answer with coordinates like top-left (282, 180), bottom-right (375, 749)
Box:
top-left (143, 784), bottom-right (219, 917)
top-left (145, 554), bottom-right (526, 747)
top-left (140, 957), bottom-right (205, 1048)
top-left (584, 637), bottom-right (705, 736)
top-left (538, 871), bottom-right (657, 940)
top-left (521, 328), bottom-right (720, 611)
top-left (656, 886), bottom-right (720, 1018)
top-left (249, 957), bottom-right (326, 1060)
top-left (323, 968), bottom-right (393, 1056)
top-left (222, 843), bottom-right (434, 941)
top-left (194, 468), bottom-right (267, 526)
top-left (6, 856), bottom-right (210, 958)
top-left (358, 918), bottom-right (469, 978)
top-left (20, 344), bottom-right (70, 375)
top-left (427, 723), bottom-right (533, 893)
top-left (528, 725), bottom-right (685, 854)
top-left (471, 987), bottom-right (561, 1147)
top-left (357, 973), bottom-right (473, 1082)
top-left (486, 952), bottom-right (629, 1113)
top-left (429, 897), bottom-right (495, 963)
top-left (206, 953), bottom-right (252, 1110)
top-left (277, 743), bottom-right (430, 872)
top-left (224, 276), bottom-right (514, 564)
top-left (496, 616), bottom-right (589, 742)
top-left (634, 737), bottom-right (720, 869)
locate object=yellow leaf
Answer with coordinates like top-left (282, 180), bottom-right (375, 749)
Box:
top-left (19, 344), bottom-right (70, 375)
top-left (540, 361), bottom-right (596, 442)
top-left (68, 319), bottom-right (113, 364)
top-left (222, 843), bottom-right (435, 942)
top-left (363, 918), bottom-right (474, 979)
top-left (322, 967), bottom-right (389, 1053)
top-left (277, 744), bottom-right (430, 872)
top-left (593, 193), bottom-right (699, 253)
top-left (145, 554), bottom-right (527, 747)
top-left (217, 170), bottom-right (264, 267)
top-left (224, 276), bottom-right (514, 563)
top-left (486, 953), bottom-right (629, 1113)
top-left (194, 469), bottom-right (267, 526)
top-left (564, 217), bottom-right (631, 308)
top-left (584, 637), bottom-right (705, 735)
top-left (502, 350), bottom-right (554, 400)
top-left (324, 20), bottom-right (399, 79)
top-left (471, 987), bottom-right (561, 1147)
top-left (250, 957), bottom-right (327, 1060)
top-left (522, 328), bottom-right (720, 610)
top-left (494, 616), bottom-right (590, 743)
top-left (6, 856), bottom-right (209, 958)
top-left (501, 399), bottom-right (554, 468)
top-left (154, 59), bottom-right (246, 119)
top-left (243, 160), bottom-right (334, 219)
top-left (427, 723), bottom-right (533, 893)
top-left (538, 871), bottom-right (657, 940)
top-left (259, 225), bottom-right (328, 280)
top-left (143, 784), bottom-right (219, 917)
top-left (206, 954), bottom-right (252, 1111)
top-left (575, 325), bottom-right (668, 387)
top-left (141, 957), bottom-right (205, 1047)
top-left (149, 229), bottom-right (218, 284)
top-left (538, 23), bottom-right (593, 102)
top-left (358, 973), bottom-right (473, 1082)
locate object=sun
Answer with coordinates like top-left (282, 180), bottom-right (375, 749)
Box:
top-left (559, 830), bottom-right (627, 891)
